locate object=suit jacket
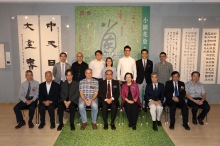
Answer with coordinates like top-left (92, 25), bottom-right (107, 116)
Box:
top-left (53, 62), bottom-right (71, 84)
top-left (98, 79), bottom-right (120, 104)
top-left (39, 81), bottom-right (60, 105)
top-left (121, 82), bottom-right (142, 108)
top-left (60, 80), bottom-right (79, 105)
top-left (136, 59), bottom-right (153, 84)
top-left (144, 82), bottom-right (164, 105)
top-left (164, 80), bottom-right (186, 106)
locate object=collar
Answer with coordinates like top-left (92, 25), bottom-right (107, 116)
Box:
top-left (46, 81), bottom-right (52, 85)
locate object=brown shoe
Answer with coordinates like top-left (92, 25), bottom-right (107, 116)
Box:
top-left (28, 121), bottom-right (34, 128)
top-left (15, 120), bottom-right (26, 129)
top-left (92, 123), bottom-right (97, 130)
top-left (80, 122), bottom-right (87, 130)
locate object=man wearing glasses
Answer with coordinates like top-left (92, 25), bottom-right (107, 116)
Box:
top-left (71, 52), bottom-right (88, 82)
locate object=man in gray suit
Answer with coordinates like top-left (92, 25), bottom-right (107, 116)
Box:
top-left (53, 52), bottom-right (71, 84)
top-left (57, 69), bottom-right (79, 131)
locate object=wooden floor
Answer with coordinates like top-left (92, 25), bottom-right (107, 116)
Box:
top-left (0, 103), bottom-right (219, 146)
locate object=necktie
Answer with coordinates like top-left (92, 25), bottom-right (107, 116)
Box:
top-left (62, 63), bottom-right (65, 82)
top-left (154, 84), bottom-right (157, 91)
top-left (174, 82), bottom-right (178, 97)
top-left (107, 81), bottom-right (111, 99)
top-left (143, 60), bottom-right (146, 70)
top-left (25, 82), bottom-right (31, 100)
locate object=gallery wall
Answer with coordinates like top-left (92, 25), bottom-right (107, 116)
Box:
top-left (0, 3), bottom-right (220, 103)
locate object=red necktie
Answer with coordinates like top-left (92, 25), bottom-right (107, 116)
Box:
top-left (107, 81), bottom-right (111, 99)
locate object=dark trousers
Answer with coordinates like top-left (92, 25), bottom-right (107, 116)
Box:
top-left (13, 100), bottom-right (37, 123)
top-left (124, 101), bottom-right (139, 126)
top-left (102, 100), bottom-right (118, 124)
top-left (38, 103), bottom-right (55, 124)
top-left (188, 98), bottom-right (210, 120)
top-left (169, 100), bottom-right (188, 125)
top-left (58, 101), bottom-right (76, 125)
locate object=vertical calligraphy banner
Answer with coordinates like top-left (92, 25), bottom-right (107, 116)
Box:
top-left (17, 15), bottom-right (41, 83)
top-left (0, 44), bottom-right (6, 68)
top-left (164, 28), bottom-right (181, 71)
top-left (200, 28), bottom-right (219, 84)
top-left (141, 7), bottom-right (150, 52)
top-left (180, 28), bottom-right (199, 83)
top-left (40, 15), bottom-right (61, 81)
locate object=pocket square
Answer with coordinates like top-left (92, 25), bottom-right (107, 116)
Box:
top-left (113, 85), bottom-right (117, 88)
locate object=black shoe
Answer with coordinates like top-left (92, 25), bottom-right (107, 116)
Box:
top-left (169, 124), bottom-right (174, 130)
top-left (192, 119), bottom-right (197, 125)
top-left (104, 123), bottom-right (108, 130)
top-left (50, 123), bottom-right (55, 129)
top-left (15, 120), bottom-right (26, 129)
top-left (183, 124), bottom-right (190, 130)
top-left (128, 123), bottom-right (132, 127)
top-left (38, 123), bottom-right (45, 129)
top-left (153, 121), bottom-right (158, 131)
top-left (132, 125), bottom-right (136, 130)
top-left (157, 120), bottom-right (162, 126)
top-left (198, 119), bottom-right (204, 125)
top-left (111, 123), bottom-right (116, 130)
top-left (71, 124), bottom-right (75, 131)
top-left (28, 121), bottom-right (34, 128)
top-left (57, 124), bottom-right (64, 131)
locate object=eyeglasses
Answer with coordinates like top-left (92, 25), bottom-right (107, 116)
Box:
top-left (106, 74), bottom-right (112, 75)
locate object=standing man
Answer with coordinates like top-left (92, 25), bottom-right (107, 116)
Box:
top-left (185, 71), bottom-right (210, 125)
top-left (154, 52), bottom-right (173, 85)
top-left (53, 52), bottom-right (71, 84)
top-left (117, 45), bottom-right (137, 85)
top-left (79, 68), bottom-right (99, 130)
top-left (99, 70), bottom-right (120, 130)
top-left (165, 71), bottom-right (190, 130)
top-left (38, 71), bottom-right (60, 129)
top-left (89, 50), bottom-right (105, 83)
top-left (57, 69), bottom-right (79, 131)
top-left (136, 49), bottom-right (153, 107)
top-left (13, 70), bottom-right (39, 129)
top-left (71, 52), bottom-right (88, 82)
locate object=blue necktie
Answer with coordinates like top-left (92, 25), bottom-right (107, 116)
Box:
top-left (174, 82), bottom-right (178, 97)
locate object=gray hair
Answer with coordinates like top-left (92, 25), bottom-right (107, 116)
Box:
top-left (45, 71), bottom-right (52, 76)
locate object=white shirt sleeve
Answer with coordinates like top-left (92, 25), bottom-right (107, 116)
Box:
top-left (117, 59), bottom-right (121, 80)
top-left (133, 59), bottom-right (137, 80)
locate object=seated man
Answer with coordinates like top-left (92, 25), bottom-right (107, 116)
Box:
top-left (57, 69), bottom-right (79, 131)
top-left (144, 72), bottom-right (164, 131)
top-left (79, 68), bottom-right (99, 130)
top-left (99, 70), bottom-right (119, 130)
top-left (13, 70), bottom-right (39, 129)
top-left (165, 71), bottom-right (190, 130)
top-left (185, 71), bottom-right (210, 125)
top-left (38, 71), bottom-right (60, 129)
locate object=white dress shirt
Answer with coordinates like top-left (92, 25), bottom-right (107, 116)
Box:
top-left (152, 82), bottom-right (158, 90)
top-left (117, 56), bottom-right (137, 81)
top-left (89, 59), bottom-right (105, 78)
top-left (46, 81), bottom-right (52, 94)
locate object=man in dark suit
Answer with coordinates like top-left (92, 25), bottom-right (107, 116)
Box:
top-left (38, 71), bottom-right (60, 129)
top-left (144, 72), bottom-right (164, 131)
top-left (165, 71), bottom-right (190, 130)
top-left (99, 70), bottom-right (120, 130)
top-left (57, 69), bottom-right (79, 131)
top-left (136, 49), bottom-right (153, 109)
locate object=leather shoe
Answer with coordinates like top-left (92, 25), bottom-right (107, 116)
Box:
top-left (132, 125), bottom-right (136, 130)
top-left (28, 121), bottom-right (34, 128)
top-left (111, 123), bottom-right (116, 130)
top-left (57, 124), bottom-right (64, 131)
top-left (15, 120), bottom-right (26, 129)
top-left (192, 119), bottom-right (197, 125)
top-left (92, 123), bottom-right (98, 130)
top-left (183, 124), bottom-right (190, 130)
top-left (104, 123), bottom-right (108, 130)
top-left (50, 123), bottom-right (55, 129)
top-left (80, 122), bottom-right (87, 130)
top-left (169, 124), bottom-right (174, 130)
top-left (153, 121), bottom-right (158, 131)
top-left (128, 123), bottom-right (132, 127)
top-left (157, 120), bottom-right (162, 126)
top-left (71, 124), bottom-right (75, 131)
top-left (38, 123), bottom-right (45, 129)
top-left (198, 119), bottom-right (204, 125)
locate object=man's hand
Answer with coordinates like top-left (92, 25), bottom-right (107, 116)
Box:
top-left (172, 97), bottom-right (179, 102)
top-left (86, 100), bottom-right (92, 106)
top-left (194, 100), bottom-right (203, 105)
top-left (43, 100), bottom-right (50, 106)
top-left (25, 100), bottom-right (32, 105)
top-left (64, 101), bottom-right (71, 108)
top-left (106, 98), bottom-right (113, 104)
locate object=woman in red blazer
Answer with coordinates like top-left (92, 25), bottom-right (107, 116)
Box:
top-left (121, 73), bottom-right (142, 130)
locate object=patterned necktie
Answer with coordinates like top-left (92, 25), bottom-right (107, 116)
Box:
top-left (174, 82), bottom-right (178, 97)
top-left (62, 63), bottom-right (65, 82)
top-left (143, 60), bottom-right (146, 70)
top-left (25, 82), bottom-right (31, 100)
top-left (107, 81), bottom-right (111, 99)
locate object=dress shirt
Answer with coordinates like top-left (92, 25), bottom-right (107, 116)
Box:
top-left (46, 81), bottom-right (52, 94)
top-left (19, 80), bottom-right (39, 102)
top-left (89, 59), bottom-right (105, 78)
top-left (185, 80), bottom-right (205, 98)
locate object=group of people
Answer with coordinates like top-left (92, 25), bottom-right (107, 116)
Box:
top-left (13, 45), bottom-right (210, 132)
